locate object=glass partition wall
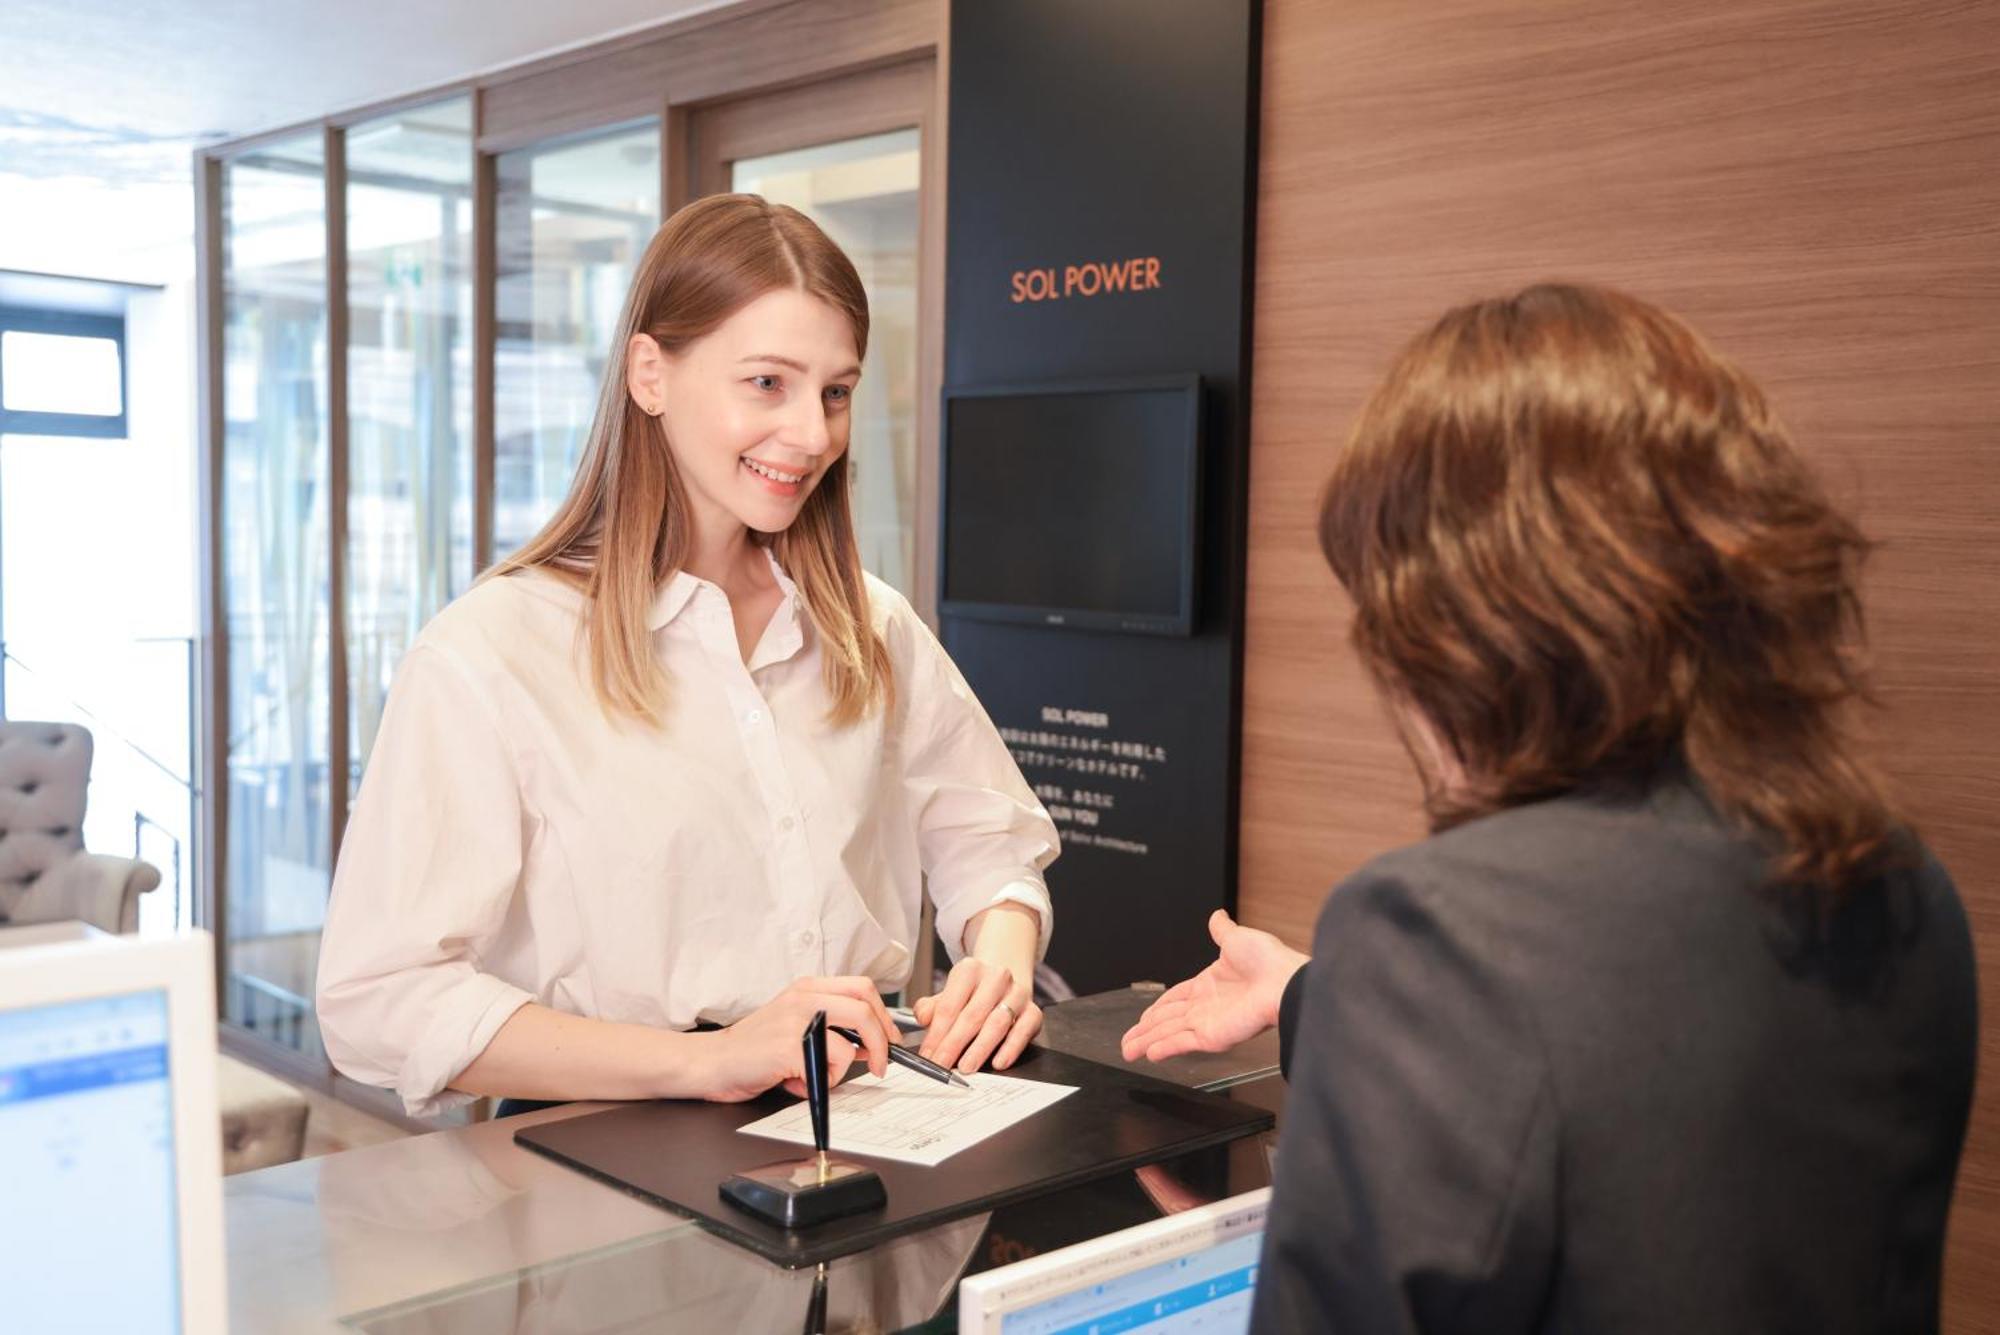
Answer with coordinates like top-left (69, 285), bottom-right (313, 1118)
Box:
top-left (344, 98), bottom-right (476, 789)
top-left (731, 129), bottom-right (920, 599)
top-left (211, 111), bottom-right (670, 1080)
top-left (493, 123), bottom-right (660, 556)
top-left (220, 134), bottom-right (334, 1057)
top-left (200, 39), bottom-right (940, 1111)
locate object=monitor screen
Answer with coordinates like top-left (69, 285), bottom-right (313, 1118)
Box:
top-left (0, 989), bottom-right (181, 1333)
top-left (943, 379), bottom-right (1200, 635)
top-left (960, 1187), bottom-right (1267, 1335)
top-left (999, 1229), bottom-right (1260, 1334)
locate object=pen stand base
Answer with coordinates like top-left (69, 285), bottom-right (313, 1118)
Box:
top-left (721, 1156), bottom-right (886, 1229)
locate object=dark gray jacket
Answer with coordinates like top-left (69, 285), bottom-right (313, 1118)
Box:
top-left (1254, 772), bottom-right (1976, 1334)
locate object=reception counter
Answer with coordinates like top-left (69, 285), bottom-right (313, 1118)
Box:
top-left (224, 987), bottom-right (1284, 1332)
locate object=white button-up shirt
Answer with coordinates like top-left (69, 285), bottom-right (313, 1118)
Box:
top-left (316, 558), bottom-right (1058, 1116)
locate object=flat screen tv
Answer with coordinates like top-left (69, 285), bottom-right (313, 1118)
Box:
top-left (940, 375), bottom-right (1202, 636)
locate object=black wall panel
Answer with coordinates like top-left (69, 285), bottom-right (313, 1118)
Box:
top-left (942, 0), bottom-right (1259, 992)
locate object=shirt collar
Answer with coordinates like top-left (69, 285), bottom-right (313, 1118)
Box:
top-left (646, 571), bottom-right (702, 631)
top-left (764, 546), bottom-right (803, 605)
top-left (645, 546), bottom-right (804, 639)
top-left (751, 552), bottom-right (807, 670)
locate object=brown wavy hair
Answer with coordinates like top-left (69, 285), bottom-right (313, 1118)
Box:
top-left (1319, 282), bottom-right (1897, 889)
top-left (489, 194), bottom-right (891, 726)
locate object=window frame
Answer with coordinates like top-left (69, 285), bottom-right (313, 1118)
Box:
top-left (0, 306), bottom-right (129, 439)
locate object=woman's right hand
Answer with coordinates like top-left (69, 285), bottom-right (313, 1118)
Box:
top-left (698, 976), bottom-right (898, 1103)
top-left (1120, 910), bottom-right (1309, 1062)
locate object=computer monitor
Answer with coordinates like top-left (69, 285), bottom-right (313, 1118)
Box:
top-left (941, 375), bottom-right (1204, 637)
top-left (959, 1186), bottom-right (1269, 1334)
top-left (0, 924), bottom-right (226, 1334)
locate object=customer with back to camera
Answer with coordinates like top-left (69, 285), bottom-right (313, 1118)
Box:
top-left (1122, 282), bottom-right (1977, 1334)
top-left (316, 194), bottom-right (1057, 1121)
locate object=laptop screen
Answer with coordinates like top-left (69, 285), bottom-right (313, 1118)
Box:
top-left (0, 989), bottom-right (181, 1333)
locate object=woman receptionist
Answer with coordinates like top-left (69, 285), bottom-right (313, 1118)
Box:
top-left (316, 195), bottom-right (1058, 1117)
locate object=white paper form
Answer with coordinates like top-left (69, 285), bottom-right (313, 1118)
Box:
top-left (736, 1064), bottom-right (1077, 1167)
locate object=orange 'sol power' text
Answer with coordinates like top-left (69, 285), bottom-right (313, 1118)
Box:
top-left (1010, 256), bottom-right (1162, 303)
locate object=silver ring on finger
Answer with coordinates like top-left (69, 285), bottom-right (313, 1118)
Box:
top-left (995, 1000), bottom-right (1017, 1025)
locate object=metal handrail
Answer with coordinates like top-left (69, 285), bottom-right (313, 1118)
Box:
top-left (133, 810), bottom-right (184, 928)
top-left (6, 628), bottom-right (333, 775)
top-left (0, 637), bottom-right (199, 794)
top-left (230, 971), bottom-right (311, 1051)
top-left (3, 636), bottom-right (200, 931)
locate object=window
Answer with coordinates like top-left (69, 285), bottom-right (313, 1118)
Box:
top-left (492, 121), bottom-right (660, 557)
top-left (0, 309), bottom-right (127, 438)
top-left (344, 96), bottom-right (475, 788)
top-left (219, 133), bottom-right (332, 1059)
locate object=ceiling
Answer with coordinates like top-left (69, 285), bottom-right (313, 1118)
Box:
top-left (0, 0), bottom-right (732, 283)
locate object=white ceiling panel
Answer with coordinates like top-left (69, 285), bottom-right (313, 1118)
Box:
top-left (0, 0), bottom-right (732, 282)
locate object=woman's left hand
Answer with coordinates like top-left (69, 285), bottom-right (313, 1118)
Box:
top-left (913, 955), bottom-right (1040, 1074)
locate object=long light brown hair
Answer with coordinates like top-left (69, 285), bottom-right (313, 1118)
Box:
top-left (489, 194), bottom-right (892, 725)
top-left (1319, 282), bottom-right (1898, 889)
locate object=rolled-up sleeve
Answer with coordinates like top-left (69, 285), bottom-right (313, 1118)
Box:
top-left (315, 643), bottom-right (534, 1117)
top-left (895, 613), bottom-right (1060, 962)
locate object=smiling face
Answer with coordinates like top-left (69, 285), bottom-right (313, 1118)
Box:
top-left (630, 286), bottom-right (862, 543)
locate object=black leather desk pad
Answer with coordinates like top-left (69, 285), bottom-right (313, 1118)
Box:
top-left (1037, 985), bottom-right (1284, 1092)
top-left (512, 1045), bottom-right (1273, 1268)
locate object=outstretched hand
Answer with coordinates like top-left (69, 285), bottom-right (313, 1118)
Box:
top-left (1119, 910), bottom-right (1309, 1063)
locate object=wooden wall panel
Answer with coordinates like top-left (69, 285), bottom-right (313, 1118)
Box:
top-left (1239, 1), bottom-right (2000, 1326)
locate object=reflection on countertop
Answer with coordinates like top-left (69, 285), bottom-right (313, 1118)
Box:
top-left (226, 1101), bottom-right (681, 1333)
top-left (225, 1098), bottom-right (988, 1334)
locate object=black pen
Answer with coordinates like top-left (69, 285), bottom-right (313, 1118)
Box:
top-left (830, 1026), bottom-right (971, 1088)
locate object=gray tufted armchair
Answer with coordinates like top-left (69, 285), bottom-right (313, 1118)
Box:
top-left (0, 721), bottom-right (161, 933)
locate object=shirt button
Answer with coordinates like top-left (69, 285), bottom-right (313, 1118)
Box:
top-left (746, 709), bottom-right (764, 725)
top-left (779, 815), bottom-right (796, 832)
top-left (798, 929), bottom-right (816, 947)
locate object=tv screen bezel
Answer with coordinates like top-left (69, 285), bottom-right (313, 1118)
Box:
top-left (938, 373), bottom-right (1203, 637)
